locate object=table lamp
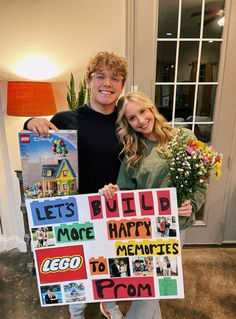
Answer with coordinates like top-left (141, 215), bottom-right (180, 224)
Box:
top-left (7, 81), bottom-right (57, 116)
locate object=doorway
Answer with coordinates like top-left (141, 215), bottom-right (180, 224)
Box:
top-left (126, 0), bottom-right (236, 244)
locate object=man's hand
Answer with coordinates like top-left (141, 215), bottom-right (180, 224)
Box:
top-left (27, 118), bottom-right (58, 137)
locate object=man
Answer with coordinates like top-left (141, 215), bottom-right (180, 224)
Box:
top-left (24, 51), bottom-right (128, 319)
top-left (111, 258), bottom-right (121, 277)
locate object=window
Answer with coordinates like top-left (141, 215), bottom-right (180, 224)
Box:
top-left (155, 0), bottom-right (225, 144)
top-left (63, 169), bottom-right (68, 177)
top-left (46, 169), bottom-right (52, 177)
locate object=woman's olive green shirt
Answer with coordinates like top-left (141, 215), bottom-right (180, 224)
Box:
top-left (117, 139), bottom-right (206, 230)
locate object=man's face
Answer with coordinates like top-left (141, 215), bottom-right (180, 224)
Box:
top-left (88, 67), bottom-right (124, 111)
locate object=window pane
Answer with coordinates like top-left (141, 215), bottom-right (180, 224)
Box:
top-left (173, 123), bottom-right (192, 130)
top-left (203, 0), bottom-right (225, 38)
top-left (175, 85), bottom-right (195, 121)
top-left (195, 204), bottom-right (205, 220)
top-left (178, 42), bottom-right (199, 82)
top-left (194, 124), bottom-right (212, 143)
top-left (155, 85), bottom-right (174, 122)
top-left (200, 41), bottom-right (221, 82)
top-left (158, 0), bottom-right (179, 38)
top-left (196, 85), bottom-right (216, 119)
top-left (180, 0), bottom-right (202, 38)
top-left (156, 42), bottom-right (176, 82)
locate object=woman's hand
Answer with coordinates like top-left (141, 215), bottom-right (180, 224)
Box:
top-left (27, 118), bottom-right (58, 137)
top-left (98, 183), bottom-right (119, 200)
top-left (178, 200), bottom-right (192, 217)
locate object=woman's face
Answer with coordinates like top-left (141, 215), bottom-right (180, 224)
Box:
top-left (124, 101), bottom-right (156, 140)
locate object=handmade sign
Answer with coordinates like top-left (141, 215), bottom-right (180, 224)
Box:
top-left (18, 131), bottom-right (78, 199)
top-left (25, 188), bottom-right (184, 306)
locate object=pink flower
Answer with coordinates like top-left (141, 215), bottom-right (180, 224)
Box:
top-left (186, 145), bottom-right (196, 154)
top-left (202, 155), bottom-right (211, 164)
top-left (215, 155), bottom-right (221, 163)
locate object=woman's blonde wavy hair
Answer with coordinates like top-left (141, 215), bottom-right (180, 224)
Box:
top-left (117, 91), bottom-right (175, 169)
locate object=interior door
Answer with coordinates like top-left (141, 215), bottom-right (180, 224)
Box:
top-left (221, 115), bottom-right (236, 243)
top-left (185, 0), bottom-right (236, 244)
top-left (126, 0), bottom-right (236, 244)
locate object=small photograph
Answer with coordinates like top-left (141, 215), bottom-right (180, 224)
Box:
top-left (131, 256), bottom-right (154, 276)
top-left (156, 256), bottom-right (178, 277)
top-left (144, 256), bottom-right (154, 274)
top-left (32, 226), bottom-right (55, 248)
top-left (108, 257), bottom-right (130, 277)
top-left (63, 282), bottom-right (86, 302)
top-left (156, 216), bottom-right (177, 237)
top-left (40, 285), bottom-right (62, 305)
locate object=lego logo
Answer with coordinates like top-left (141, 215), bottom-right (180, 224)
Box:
top-left (40, 255), bottom-right (83, 273)
top-left (20, 134), bottom-right (30, 143)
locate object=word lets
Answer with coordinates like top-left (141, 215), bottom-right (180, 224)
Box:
top-left (88, 190), bottom-right (171, 219)
top-left (55, 222), bottom-right (95, 243)
top-left (30, 197), bottom-right (78, 226)
top-left (107, 218), bottom-right (152, 240)
top-left (93, 277), bottom-right (155, 299)
top-left (115, 239), bottom-right (180, 256)
top-left (41, 256), bottom-right (82, 273)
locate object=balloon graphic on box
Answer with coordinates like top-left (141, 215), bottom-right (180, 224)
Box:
top-left (52, 139), bottom-right (69, 157)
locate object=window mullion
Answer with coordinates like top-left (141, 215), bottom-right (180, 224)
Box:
top-left (172, 0), bottom-right (182, 127)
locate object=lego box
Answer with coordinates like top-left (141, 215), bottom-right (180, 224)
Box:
top-left (18, 131), bottom-right (78, 199)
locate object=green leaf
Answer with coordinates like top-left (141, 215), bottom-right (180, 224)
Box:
top-left (67, 73), bottom-right (89, 110)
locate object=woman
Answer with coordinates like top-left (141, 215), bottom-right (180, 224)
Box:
top-left (99, 91), bottom-right (206, 230)
top-left (99, 91), bottom-right (206, 319)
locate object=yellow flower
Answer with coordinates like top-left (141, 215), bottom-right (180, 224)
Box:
top-left (215, 168), bottom-right (221, 180)
top-left (196, 140), bottom-right (205, 149)
top-left (213, 162), bottom-right (222, 180)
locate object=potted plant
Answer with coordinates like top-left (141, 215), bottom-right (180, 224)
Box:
top-left (67, 73), bottom-right (89, 110)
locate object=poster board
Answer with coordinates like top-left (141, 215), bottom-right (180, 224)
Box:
top-left (18, 130), bottom-right (78, 199)
top-left (25, 188), bottom-right (184, 306)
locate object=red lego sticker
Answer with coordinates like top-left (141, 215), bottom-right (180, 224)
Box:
top-left (20, 134), bottom-right (30, 143)
top-left (35, 245), bottom-right (87, 284)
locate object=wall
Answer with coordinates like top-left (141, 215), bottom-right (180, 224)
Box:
top-left (0, 83), bottom-right (20, 250)
top-left (0, 0), bottom-right (126, 252)
top-left (0, 0), bottom-right (126, 82)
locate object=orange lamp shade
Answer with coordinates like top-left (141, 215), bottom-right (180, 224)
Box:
top-left (7, 81), bottom-right (57, 116)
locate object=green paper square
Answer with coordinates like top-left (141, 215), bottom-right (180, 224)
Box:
top-left (159, 277), bottom-right (177, 296)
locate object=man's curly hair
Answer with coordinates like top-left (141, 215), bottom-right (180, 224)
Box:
top-left (86, 51), bottom-right (128, 83)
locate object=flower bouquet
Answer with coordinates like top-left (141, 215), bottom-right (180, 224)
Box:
top-left (162, 128), bottom-right (223, 206)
